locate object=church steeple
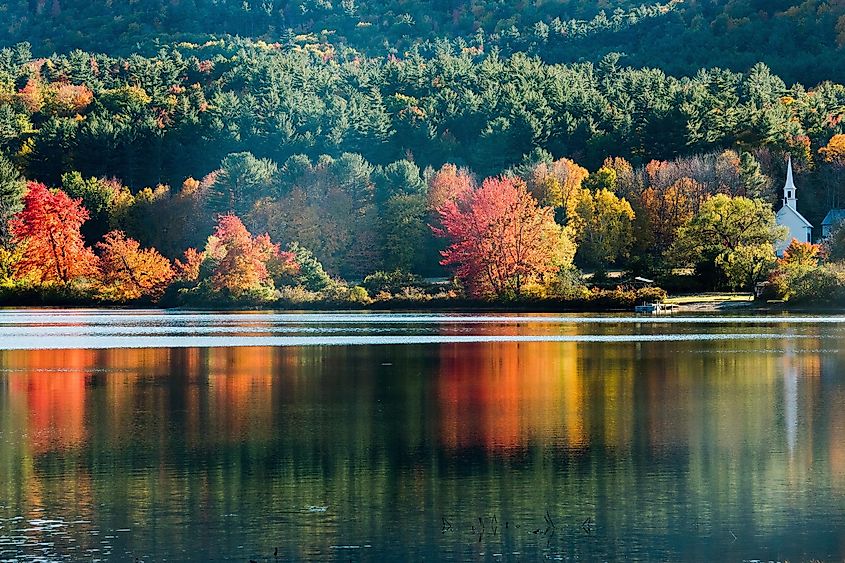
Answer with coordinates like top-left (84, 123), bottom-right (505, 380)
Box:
top-left (784, 155), bottom-right (797, 210)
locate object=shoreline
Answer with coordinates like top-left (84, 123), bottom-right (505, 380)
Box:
top-left (0, 296), bottom-right (835, 315)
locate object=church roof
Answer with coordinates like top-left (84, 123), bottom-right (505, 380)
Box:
top-left (777, 203), bottom-right (813, 228)
top-left (822, 208), bottom-right (845, 227)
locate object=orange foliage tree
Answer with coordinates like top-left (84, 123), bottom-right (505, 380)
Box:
top-left (17, 79), bottom-right (44, 113)
top-left (526, 157), bottom-right (589, 211)
top-left (769, 239), bottom-right (826, 299)
top-left (174, 248), bottom-right (204, 282)
top-left (10, 182), bottom-right (98, 284)
top-left (203, 214), bottom-right (298, 298)
top-left (97, 230), bottom-right (174, 301)
top-left (435, 177), bottom-right (571, 299)
top-left (819, 134), bottom-right (845, 164)
top-left (45, 83), bottom-right (94, 116)
top-left (427, 163), bottom-right (475, 210)
top-left (640, 177), bottom-right (701, 250)
top-left (780, 239), bottom-right (824, 267)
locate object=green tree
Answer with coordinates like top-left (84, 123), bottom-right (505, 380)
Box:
top-left (738, 152), bottom-right (770, 200)
top-left (583, 166), bottom-right (617, 193)
top-left (671, 194), bottom-right (786, 288)
top-left (382, 192), bottom-right (428, 272)
top-left (287, 242), bottom-right (332, 292)
top-left (716, 243), bottom-right (777, 290)
top-left (0, 154), bottom-right (25, 246)
top-left (207, 152), bottom-right (278, 216)
top-left (61, 172), bottom-right (120, 243)
top-left (374, 160), bottom-right (426, 202)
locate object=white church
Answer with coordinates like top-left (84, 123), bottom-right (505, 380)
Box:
top-left (775, 156), bottom-right (813, 256)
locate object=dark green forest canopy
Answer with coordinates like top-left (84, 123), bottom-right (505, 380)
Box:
top-left (1, 41), bottom-right (844, 192)
top-left (2, 0), bottom-right (845, 84)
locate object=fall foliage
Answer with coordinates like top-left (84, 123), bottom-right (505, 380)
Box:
top-left (819, 135), bottom-right (845, 164)
top-left (770, 240), bottom-right (830, 300)
top-left (572, 188), bottom-right (636, 267)
top-left (781, 239), bottom-right (825, 267)
top-left (427, 164), bottom-right (475, 210)
top-left (202, 214), bottom-right (298, 299)
top-left (97, 230), bottom-right (174, 301)
top-left (174, 248), bottom-right (204, 282)
top-left (526, 157), bottom-right (589, 211)
top-left (671, 194), bottom-right (786, 289)
top-left (435, 176), bottom-right (573, 298)
top-left (640, 177), bottom-right (700, 251)
top-left (10, 182), bottom-right (98, 284)
top-left (4, 5), bottom-right (845, 305)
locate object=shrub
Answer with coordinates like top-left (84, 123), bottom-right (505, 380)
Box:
top-left (362, 270), bottom-right (427, 295)
top-left (635, 286), bottom-right (668, 302)
top-left (323, 283), bottom-right (371, 304)
top-left (276, 285), bottom-right (323, 304)
top-left (545, 266), bottom-right (588, 299)
top-left (782, 263), bottom-right (845, 304)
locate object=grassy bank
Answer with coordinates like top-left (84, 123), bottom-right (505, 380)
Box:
top-left (0, 285), bottom-right (669, 313)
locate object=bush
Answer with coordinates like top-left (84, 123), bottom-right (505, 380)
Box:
top-left (545, 266), bottom-right (588, 299)
top-left (362, 270), bottom-right (428, 295)
top-left (276, 285), bottom-right (323, 304)
top-left (635, 286), bottom-right (668, 302)
top-left (323, 283), bottom-right (371, 304)
top-left (0, 279), bottom-right (100, 306)
top-left (583, 286), bottom-right (667, 308)
top-left (781, 263), bottom-right (845, 304)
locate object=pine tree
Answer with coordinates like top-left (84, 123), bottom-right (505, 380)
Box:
top-left (0, 154), bottom-right (25, 247)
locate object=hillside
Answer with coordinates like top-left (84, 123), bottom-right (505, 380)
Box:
top-left (1, 1), bottom-right (845, 299)
top-left (2, 0), bottom-right (845, 85)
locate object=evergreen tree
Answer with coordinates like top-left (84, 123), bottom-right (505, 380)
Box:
top-left (207, 152), bottom-right (278, 216)
top-left (0, 154), bottom-right (25, 247)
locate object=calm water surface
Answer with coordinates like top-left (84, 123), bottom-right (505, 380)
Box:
top-left (0, 309), bottom-right (844, 561)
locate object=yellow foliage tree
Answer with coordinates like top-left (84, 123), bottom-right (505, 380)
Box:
top-left (819, 134), bottom-right (845, 164)
top-left (527, 157), bottom-right (589, 212)
top-left (97, 230), bottom-right (174, 301)
top-left (572, 188), bottom-right (636, 267)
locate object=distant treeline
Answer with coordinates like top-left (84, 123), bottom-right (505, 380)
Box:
top-left (1, 41), bottom-right (844, 183)
top-left (2, 0), bottom-right (845, 85)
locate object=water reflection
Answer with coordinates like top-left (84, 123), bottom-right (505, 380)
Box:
top-left (0, 315), bottom-right (843, 560)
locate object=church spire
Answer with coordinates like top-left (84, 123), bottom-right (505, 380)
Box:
top-left (784, 155), bottom-right (797, 210)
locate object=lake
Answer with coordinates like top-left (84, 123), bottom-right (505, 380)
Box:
top-left (0, 310), bottom-right (844, 561)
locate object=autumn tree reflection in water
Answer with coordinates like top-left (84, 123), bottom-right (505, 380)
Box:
top-left (0, 327), bottom-right (844, 560)
top-left (437, 342), bottom-right (586, 451)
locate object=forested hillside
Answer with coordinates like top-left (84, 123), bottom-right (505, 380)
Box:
top-left (2, 3), bottom-right (845, 305)
top-left (3, 42), bottom-right (844, 186)
top-left (3, 0), bottom-right (845, 84)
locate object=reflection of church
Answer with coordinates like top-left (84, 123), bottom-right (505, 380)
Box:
top-left (775, 156), bottom-right (812, 256)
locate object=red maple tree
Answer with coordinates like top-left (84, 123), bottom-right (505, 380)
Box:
top-left (434, 176), bottom-right (567, 298)
top-left (10, 182), bottom-right (99, 284)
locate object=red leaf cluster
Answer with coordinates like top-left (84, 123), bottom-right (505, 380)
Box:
top-left (435, 176), bottom-right (565, 298)
top-left (11, 182), bottom-right (98, 284)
